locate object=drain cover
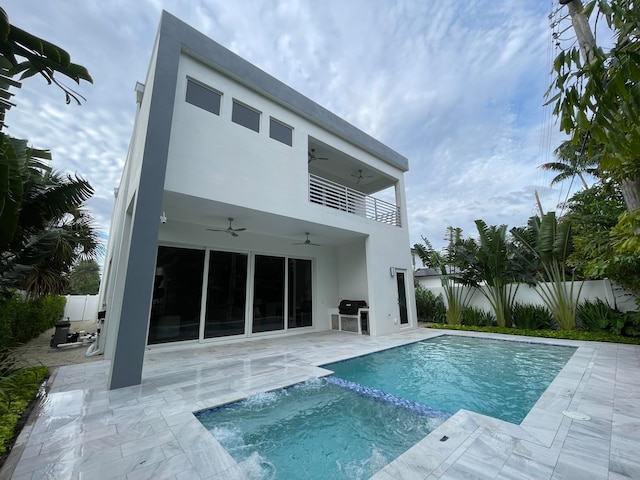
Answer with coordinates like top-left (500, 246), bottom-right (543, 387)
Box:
top-left (562, 410), bottom-right (591, 420)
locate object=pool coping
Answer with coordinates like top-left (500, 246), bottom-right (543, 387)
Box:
top-left (371, 330), bottom-right (597, 479)
top-left (2, 327), bottom-right (638, 479)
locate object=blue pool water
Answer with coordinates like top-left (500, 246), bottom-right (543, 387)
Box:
top-left (324, 335), bottom-right (576, 424)
top-left (196, 378), bottom-right (448, 480)
top-left (197, 336), bottom-right (576, 479)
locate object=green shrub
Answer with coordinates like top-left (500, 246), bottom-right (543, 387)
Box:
top-left (0, 293), bottom-right (66, 349)
top-left (576, 299), bottom-right (618, 333)
top-left (0, 366), bottom-right (48, 455)
top-left (415, 286), bottom-right (446, 323)
top-left (512, 303), bottom-right (555, 330)
top-left (622, 311), bottom-right (640, 337)
top-left (462, 306), bottom-right (494, 326)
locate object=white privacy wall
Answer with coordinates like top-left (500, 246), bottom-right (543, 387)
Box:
top-left (64, 295), bottom-right (100, 321)
top-left (421, 279), bottom-right (636, 314)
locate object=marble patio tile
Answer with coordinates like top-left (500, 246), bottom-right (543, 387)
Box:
top-left (552, 452), bottom-right (609, 480)
top-left (609, 452), bottom-right (640, 479)
top-left (494, 452), bottom-right (554, 480)
top-left (120, 428), bottom-right (178, 457)
top-left (39, 423), bottom-right (118, 454)
top-left (513, 439), bottom-right (561, 469)
top-left (12, 447), bottom-right (83, 479)
top-left (520, 409), bottom-right (565, 446)
top-left (124, 452), bottom-right (194, 480)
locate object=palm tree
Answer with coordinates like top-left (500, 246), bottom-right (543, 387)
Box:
top-left (0, 137), bottom-right (98, 297)
top-left (539, 139), bottom-right (600, 189)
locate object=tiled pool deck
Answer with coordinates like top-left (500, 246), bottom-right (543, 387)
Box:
top-left (2, 328), bottom-right (639, 479)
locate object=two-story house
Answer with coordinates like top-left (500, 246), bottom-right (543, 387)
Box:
top-left (99, 11), bottom-right (416, 389)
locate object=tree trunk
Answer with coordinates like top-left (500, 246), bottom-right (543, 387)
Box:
top-left (620, 177), bottom-right (640, 212)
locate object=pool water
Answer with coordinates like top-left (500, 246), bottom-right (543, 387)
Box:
top-left (196, 378), bottom-right (448, 480)
top-left (324, 335), bottom-right (576, 424)
top-left (197, 335), bottom-right (576, 479)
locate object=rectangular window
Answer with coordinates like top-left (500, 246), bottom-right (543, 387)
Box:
top-left (232, 100), bottom-right (260, 132)
top-left (204, 251), bottom-right (248, 338)
top-left (269, 117), bottom-right (293, 146)
top-left (185, 79), bottom-right (221, 115)
top-left (252, 255), bottom-right (284, 333)
top-left (288, 258), bottom-right (312, 328)
top-left (148, 246), bottom-right (204, 344)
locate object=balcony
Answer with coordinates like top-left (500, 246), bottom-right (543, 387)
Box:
top-left (308, 173), bottom-right (401, 227)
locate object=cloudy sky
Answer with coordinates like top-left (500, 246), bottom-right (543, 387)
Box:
top-left (6, 1), bottom-right (579, 251)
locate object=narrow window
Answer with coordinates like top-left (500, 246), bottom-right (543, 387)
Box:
top-left (269, 117), bottom-right (293, 146)
top-left (185, 79), bottom-right (221, 115)
top-left (232, 100), bottom-right (260, 132)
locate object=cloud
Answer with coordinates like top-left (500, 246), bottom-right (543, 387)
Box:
top-left (6, 1), bottom-right (571, 254)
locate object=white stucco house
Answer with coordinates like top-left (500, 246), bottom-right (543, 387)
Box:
top-left (99, 11), bottom-right (416, 389)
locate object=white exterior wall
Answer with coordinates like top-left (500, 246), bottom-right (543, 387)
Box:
top-left (165, 55), bottom-right (402, 228)
top-left (101, 12), bottom-right (415, 389)
top-left (99, 35), bottom-right (162, 359)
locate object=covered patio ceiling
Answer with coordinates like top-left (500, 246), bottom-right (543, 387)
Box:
top-left (307, 137), bottom-right (397, 196)
top-left (160, 190), bottom-right (369, 247)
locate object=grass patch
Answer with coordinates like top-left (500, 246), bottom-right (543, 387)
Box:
top-left (424, 323), bottom-right (640, 345)
top-left (0, 366), bottom-right (48, 458)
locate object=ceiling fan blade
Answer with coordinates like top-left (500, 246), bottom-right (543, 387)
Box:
top-left (206, 228), bottom-right (225, 232)
top-left (232, 227), bottom-right (247, 232)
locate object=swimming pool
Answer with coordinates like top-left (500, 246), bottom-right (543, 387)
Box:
top-left (196, 378), bottom-right (447, 479)
top-left (324, 335), bottom-right (576, 424)
top-left (197, 335), bottom-right (576, 479)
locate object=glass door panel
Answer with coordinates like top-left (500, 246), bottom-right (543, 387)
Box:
top-left (288, 258), bottom-right (312, 328)
top-left (148, 246), bottom-right (204, 344)
top-left (205, 251), bottom-right (248, 338)
top-left (253, 255), bottom-right (285, 333)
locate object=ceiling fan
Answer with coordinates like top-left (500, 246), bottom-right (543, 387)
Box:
top-left (351, 169), bottom-right (373, 184)
top-left (308, 148), bottom-right (329, 163)
top-left (292, 232), bottom-right (321, 246)
top-left (206, 217), bottom-right (246, 237)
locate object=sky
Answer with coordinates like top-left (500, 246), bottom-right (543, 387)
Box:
top-left (6, 0), bottom-right (581, 253)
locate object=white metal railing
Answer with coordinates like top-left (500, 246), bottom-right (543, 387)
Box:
top-left (308, 173), bottom-right (401, 227)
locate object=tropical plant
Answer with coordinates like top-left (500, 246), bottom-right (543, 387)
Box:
top-left (548, 0), bottom-right (640, 260)
top-left (414, 229), bottom-right (474, 325)
top-left (562, 182), bottom-right (640, 301)
top-left (0, 136), bottom-right (98, 297)
top-left (539, 138), bottom-right (600, 189)
top-left (512, 303), bottom-right (555, 330)
top-left (414, 286), bottom-right (446, 323)
top-left (458, 220), bottom-right (534, 328)
top-left (576, 298), bottom-right (617, 332)
top-left (68, 259), bottom-right (100, 295)
top-left (511, 212), bottom-right (581, 330)
top-left (461, 307), bottom-right (494, 327)
top-left (0, 6), bottom-right (93, 122)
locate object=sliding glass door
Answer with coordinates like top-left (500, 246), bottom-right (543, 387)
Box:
top-left (148, 246), bottom-right (204, 344)
top-left (204, 251), bottom-right (248, 338)
top-left (288, 258), bottom-right (312, 328)
top-left (252, 255), bottom-right (285, 333)
top-left (149, 246), bottom-right (312, 344)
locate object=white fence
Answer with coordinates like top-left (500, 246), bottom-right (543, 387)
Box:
top-left (63, 294), bottom-right (100, 321)
top-left (418, 278), bottom-right (637, 313)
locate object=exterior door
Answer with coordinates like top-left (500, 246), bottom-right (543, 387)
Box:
top-left (396, 270), bottom-right (409, 325)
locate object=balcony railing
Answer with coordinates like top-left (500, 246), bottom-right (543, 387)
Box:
top-left (308, 173), bottom-right (401, 227)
